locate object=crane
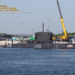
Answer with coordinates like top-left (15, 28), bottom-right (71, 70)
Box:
top-left (56, 0), bottom-right (69, 41)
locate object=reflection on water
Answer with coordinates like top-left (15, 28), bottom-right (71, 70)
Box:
top-left (0, 48), bottom-right (75, 75)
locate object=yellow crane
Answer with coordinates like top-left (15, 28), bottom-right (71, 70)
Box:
top-left (57, 0), bottom-right (69, 40)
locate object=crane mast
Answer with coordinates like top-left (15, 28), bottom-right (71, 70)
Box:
top-left (57, 0), bottom-right (69, 39)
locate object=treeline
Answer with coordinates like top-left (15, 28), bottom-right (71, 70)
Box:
top-left (53, 32), bottom-right (75, 37)
top-left (0, 33), bottom-right (12, 38)
top-left (0, 33), bottom-right (29, 38)
top-left (0, 32), bottom-right (75, 38)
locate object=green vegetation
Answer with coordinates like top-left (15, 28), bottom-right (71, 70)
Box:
top-left (0, 33), bottom-right (12, 38)
top-left (53, 32), bottom-right (75, 37)
top-left (0, 32), bottom-right (75, 39)
top-left (68, 32), bottom-right (75, 37)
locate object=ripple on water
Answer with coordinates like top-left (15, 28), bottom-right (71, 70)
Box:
top-left (0, 48), bottom-right (75, 75)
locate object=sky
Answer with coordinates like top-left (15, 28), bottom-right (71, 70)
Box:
top-left (0, 0), bottom-right (75, 35)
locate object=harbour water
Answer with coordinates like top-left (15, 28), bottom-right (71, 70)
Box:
top-left (0, 48), bottom-right (75, 75)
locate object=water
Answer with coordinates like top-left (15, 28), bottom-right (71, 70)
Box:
top-left (0, 48), bottom-right (75, 75)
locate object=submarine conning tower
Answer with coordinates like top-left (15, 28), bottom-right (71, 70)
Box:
top-left (34, 32), bottom-right (54, 49)
top-left (35, 32), bottom-right (53, 43)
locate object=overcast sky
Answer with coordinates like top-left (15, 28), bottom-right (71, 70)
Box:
top-left (0, 0), bottom-right (75, 34)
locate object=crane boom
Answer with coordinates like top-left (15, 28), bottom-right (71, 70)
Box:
top-left (57, 0), bottom-right (68, 39)
top-left (57, 0), bottom-right (62, 18)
